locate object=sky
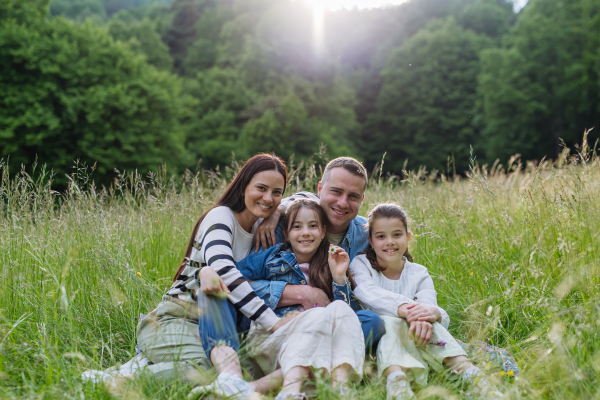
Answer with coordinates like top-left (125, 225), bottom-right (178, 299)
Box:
top-left (315, 0), bottom-right (529, 11)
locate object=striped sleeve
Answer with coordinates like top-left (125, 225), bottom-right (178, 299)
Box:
top-left (196, 212), bottom-right (279, 330)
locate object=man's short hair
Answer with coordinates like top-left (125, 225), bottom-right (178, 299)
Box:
top-left (321, 157), bottom-right (368, 189)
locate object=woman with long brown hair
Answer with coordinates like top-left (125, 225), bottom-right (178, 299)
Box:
top-left (136, 154), bottom-right (297, 398)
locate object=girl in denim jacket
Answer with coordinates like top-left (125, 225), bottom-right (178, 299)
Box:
top-left (192, 199), bottom-right (373, 400)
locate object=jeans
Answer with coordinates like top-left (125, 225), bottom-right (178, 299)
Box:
top-left (197, 291), bottom-right (242, 357)
top-left (356, 309), bottom-right (386, 355)
top-left (198, 292), bottom-right (386, 361)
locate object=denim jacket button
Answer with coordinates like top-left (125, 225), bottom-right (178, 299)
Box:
top-left (281, 266), bottom-right (285, 272)
top-left (301, 280), bottom-right (306, 284)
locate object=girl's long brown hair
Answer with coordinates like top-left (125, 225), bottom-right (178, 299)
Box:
top-left (173, 153), bottom-right (288, 282)
top-left (282, 199), bottom-right (355, 299)
top-left (363, 203), bottom-right (413, 272)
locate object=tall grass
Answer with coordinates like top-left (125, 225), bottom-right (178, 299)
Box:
top-left (0, 138), bottom-right (599, 399)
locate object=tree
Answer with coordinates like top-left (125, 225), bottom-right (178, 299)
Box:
top-left (182, 6), bottom-right (233, 76)
top-left (363, 18), bottom-right (493, 174)
top-left (50, 0), bottom-right (106, 21)
top-left (181, 68), bottom-right (255, 169)
top-left (108, 17), bottom-right (173, 70)
top-left (479, 0), bottom-right (600, 163)
top-left (0, 0), bottom-right (191, 186)
top-left (456, 0), bottom-right (514, 39)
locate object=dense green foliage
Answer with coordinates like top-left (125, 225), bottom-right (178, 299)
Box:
top-left (0, 0), bottom-right (190, 186)
top-left (1, 147), bottom-right (599, 398)
top-left (1, 0), bottom-right (599, 185)
top-left (479, 0), bottom-right (600, 163)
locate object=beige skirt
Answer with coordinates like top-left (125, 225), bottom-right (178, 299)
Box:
top-left (247, 300), bottom-right (365, 377)
top-left (377, 316), bottom-right (467, 386)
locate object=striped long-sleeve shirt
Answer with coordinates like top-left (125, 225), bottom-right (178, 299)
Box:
top-left (167, 206), bottom-right (280, 330)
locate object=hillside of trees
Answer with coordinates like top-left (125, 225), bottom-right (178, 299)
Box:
top-left (1, 0), bottom-right (599, 186)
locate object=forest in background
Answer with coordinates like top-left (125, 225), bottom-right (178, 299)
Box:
top-left (1, 0), bottom-right (599, 186)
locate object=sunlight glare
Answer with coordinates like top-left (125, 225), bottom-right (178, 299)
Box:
top-left (311, 2), bottom-right (325, 57)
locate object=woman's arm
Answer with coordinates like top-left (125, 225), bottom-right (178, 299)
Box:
top-left (197, 210), bottom-right (279, 330)
top-left (349, 256), bottom-right (415, 317)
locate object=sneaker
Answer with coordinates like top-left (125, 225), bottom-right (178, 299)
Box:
top-left (188, 372), bottom-right (259, 400)
top-left (274, 393), bottom-right (307, 400)
top-left (386, 375), bottom-right (415, 400)
top-left (462, 368), bottom-right (503, 399)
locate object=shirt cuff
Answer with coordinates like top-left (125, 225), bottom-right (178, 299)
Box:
top-left (332, 280), bottom-right (351, 303)
top-left (269, 281), bottom-right (287, 309)
top-left (256, 308), bottom-right (280, 331)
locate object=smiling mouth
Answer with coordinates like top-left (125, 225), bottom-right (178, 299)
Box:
top-left (257, 203), bottom-right (271, 210)
top-left (331, 208), bottom-right (349, 216)
top-left (298, 240), bottom-right (314, 244)
top-left (383, 249), bottom-right (398, 254)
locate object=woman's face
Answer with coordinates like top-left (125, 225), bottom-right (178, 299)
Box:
top-left (243, 169), bottom-right (285, 219)
top-left (368, 217), bottom-right (411, 265)
top-left (285, 207), bottom-right (326, 264)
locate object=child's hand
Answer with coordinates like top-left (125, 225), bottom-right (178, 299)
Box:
top-left (405, 303), bottom-right (441, 323)
top-left (408, 320), bottom-right (433, 349)
top-left (328, 245), bottom-right (350, 285)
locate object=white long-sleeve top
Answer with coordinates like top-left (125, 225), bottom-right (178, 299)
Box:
top-left (349, 254), bottom-right (450, 329)
top-left (167, 206), bottom-right (279, 330)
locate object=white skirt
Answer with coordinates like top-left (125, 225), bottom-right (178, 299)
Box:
top-left (247, 300), bottom-right (365, 377)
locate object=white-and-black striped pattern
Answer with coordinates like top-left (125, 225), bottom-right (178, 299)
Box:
top-left (167, 206), bottom-right (279, 330)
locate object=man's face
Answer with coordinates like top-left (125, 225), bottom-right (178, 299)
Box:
top-left (318, 168), bottom-right (366, 233)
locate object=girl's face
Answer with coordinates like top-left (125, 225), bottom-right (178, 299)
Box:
top-left (285, 207), bottom-right (326, 264)
top-left (368, 217), bottom-right (411, 265)
top-left (243, 170), bottom-right (285, 219)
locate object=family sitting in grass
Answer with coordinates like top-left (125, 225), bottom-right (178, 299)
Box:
top-left (90, 154), bottom-right (505, 399)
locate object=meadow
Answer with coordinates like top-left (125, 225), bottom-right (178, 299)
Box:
top-left (1, 139), bottom-right (599, 399)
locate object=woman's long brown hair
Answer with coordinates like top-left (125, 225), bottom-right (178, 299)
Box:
top-left (282, 199), bottom-right (355, 299)
top-left (363, 203), bottom-right (413, 272)
top-left (172, 153), bottom-right (288, 282)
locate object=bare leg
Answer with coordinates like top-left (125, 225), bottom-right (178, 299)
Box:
top-left (250, 369), bottom-right (284, 394)
top-left (280, 366), bottom-right (310, 394)
top-left (442, 355), bottom-right (473, 373)
top-left (331, 363), bottom-right (353, 388)
top-left (210, 345), bottom-right (243, 378)
top-left (384, 365), bottom-right (408, 376)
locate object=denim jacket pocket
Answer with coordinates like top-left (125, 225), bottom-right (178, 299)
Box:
top-left (268, 263), bottom-right (294, 282)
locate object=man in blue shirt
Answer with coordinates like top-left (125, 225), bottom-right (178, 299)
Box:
top-left (253, 156), bottom-right (371, 311)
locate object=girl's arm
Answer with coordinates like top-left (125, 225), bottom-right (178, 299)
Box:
top-left (329, 246), bottom-right (361, 310)
top-left (349, 256), bottom-right (416, 317)
top-left (411, 273), bottom-right (450, 329)
top-left (332, 280), bottom-right (361, 311)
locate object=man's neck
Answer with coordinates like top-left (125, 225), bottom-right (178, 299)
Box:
top-left (326, 222), bottom-right (350, 235)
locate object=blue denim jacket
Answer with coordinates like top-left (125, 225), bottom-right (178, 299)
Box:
top-left (236, 243), bottom-right (361, 317)
top-left (273, 191), bottom-right (370, 261)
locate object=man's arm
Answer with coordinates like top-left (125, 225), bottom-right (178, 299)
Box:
top-left (279, 284), bottom-right (331, 309)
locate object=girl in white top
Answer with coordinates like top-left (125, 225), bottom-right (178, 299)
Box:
top-left (349, 204), bottom-right (503, 400)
